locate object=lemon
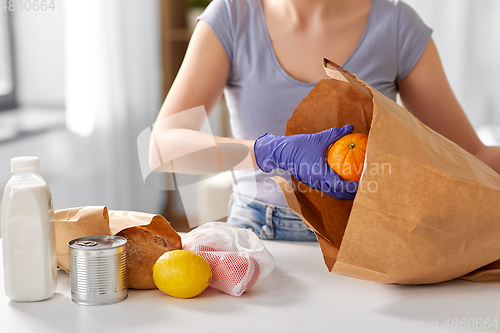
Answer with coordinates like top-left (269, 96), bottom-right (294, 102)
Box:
top-left (153, 250), bottom-right (212, 299)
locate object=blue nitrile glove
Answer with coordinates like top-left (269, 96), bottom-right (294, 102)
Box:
top-left (254, 125), bottom-right (358, 200)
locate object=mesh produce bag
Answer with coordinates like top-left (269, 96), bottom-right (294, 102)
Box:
top-left (183, 222), bottom-right (275, 296)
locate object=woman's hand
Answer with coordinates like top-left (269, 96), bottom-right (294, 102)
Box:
top-left (254, 125), bottom-right (358, 200)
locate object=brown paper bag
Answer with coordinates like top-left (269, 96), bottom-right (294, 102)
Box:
top-left (275, 59), bottom-right (500, 284)
top-left (55, 206), bottom-right (182, 289)
top-left (54, 206), bottom-right (110, 273)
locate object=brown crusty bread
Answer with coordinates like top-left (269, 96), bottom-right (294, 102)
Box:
top-left (114, 215), bottom-right (182, 290)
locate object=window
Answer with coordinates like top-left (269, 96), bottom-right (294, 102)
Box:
top-left (0, 9), bottom-right (16, 111)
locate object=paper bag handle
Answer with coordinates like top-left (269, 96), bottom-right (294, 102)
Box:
top-left (322, 58), bottom-right (373, 97)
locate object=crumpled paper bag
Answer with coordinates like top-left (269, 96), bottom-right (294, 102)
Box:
top-left (274, 58), bottom-right (500, 284)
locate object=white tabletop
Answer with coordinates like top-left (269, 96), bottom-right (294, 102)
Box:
top-left (1, 237), bottom-right (499, 333)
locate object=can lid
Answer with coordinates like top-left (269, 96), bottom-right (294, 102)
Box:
top-left (68, 235), bottom-right (127, 250)
top-left (11, 156), bottom-right (40, 172)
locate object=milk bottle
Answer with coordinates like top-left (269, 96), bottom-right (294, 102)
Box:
top-left (1, 156), bottom-right (57, 301)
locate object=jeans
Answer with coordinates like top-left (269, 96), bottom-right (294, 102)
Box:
top-left (226, 194), bottom-right (318, 242)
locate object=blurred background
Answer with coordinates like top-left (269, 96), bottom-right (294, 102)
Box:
top-left (0, 0), bottom-right (499, 230)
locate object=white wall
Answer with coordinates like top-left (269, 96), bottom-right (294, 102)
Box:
top-left (1, 0), bottom-right (165, 216)
top-left (405, 0), bottom-right (500, 128)
top-left (13, 2), bottom-right (65, 107)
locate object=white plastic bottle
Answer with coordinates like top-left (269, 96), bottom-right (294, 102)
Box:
top-left (1, 156), bottom-right (57, 301)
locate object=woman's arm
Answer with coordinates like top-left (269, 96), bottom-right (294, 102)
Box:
top-left (398, 38), bottom-right (500, 174)
top-left (149, 21), bottom-right (257, 174)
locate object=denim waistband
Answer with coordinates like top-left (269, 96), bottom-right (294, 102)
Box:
top-left (230, 193), bottom-right (300, 220)
top-left (227, 194), bottom-right (316, 241)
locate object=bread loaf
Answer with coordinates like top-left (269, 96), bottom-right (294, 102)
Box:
top-left (112, 213), bottom-right (182, 290)
top-left (116, 226), bottom-right (181, 289)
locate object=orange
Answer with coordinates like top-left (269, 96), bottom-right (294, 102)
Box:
top-left (326, 133), bottom-right (368, 182)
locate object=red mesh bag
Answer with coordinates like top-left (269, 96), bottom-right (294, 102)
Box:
top-left (183, 222), bottom-right (275, 296)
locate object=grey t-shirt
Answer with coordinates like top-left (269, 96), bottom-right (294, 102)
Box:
top-left (198, 0), bottom-right (432, 207)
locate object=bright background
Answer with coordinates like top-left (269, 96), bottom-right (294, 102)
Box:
top-left (0, 0), bottom-right (499, 218)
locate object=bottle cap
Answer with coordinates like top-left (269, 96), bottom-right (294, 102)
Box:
top-left (11, 156), bottom-right (40, 172)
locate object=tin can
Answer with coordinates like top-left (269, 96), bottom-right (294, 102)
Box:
top-left (68, 235), bottom-right (127, 305)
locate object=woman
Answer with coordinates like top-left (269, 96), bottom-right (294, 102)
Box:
top-left (150, 0), bottom-right (500, 241)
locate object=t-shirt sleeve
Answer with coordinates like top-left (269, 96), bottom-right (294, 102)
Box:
top-left (396, 2), bottom-right (433, 81)
top-left (197, 0), bottom-right (234, 64)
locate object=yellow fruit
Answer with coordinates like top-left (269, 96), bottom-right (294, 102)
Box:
top-left (152, 250), bottom-right (212, 299)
